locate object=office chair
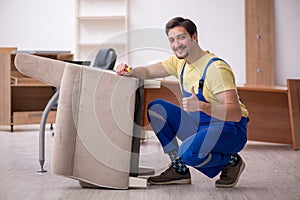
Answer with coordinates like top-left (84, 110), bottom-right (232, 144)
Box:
top-left (38, 48), bottom-right (117, 172)
top-left (93, 48), bottom-right (116, 70)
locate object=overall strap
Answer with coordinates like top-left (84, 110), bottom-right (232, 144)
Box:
top-left (198, 57), bottom-right (226, 90)
top-left (180, 62), bottom-right (186, 86)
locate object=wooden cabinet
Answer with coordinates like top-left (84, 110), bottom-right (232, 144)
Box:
top-left (75, 0), bottom-right (128, 63)
top-left (245, 0), bottom-right (274, 85)
top-left (0, 51), bottom-right (73, 131)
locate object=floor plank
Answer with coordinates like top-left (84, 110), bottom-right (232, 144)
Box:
top-left (0, 125), bottom-right (300, 200)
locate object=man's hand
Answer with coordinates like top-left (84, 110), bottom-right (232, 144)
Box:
top-left (182, 86), bottom-right (200, 112)
top-left (116, 63), bottom-right (131, 76)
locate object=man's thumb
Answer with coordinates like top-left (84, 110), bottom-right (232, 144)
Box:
top-left (191, 86), bottom-right (196, 96)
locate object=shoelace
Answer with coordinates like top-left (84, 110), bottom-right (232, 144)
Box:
top-left (220, 166), bottom-right (229, 178)
top-left (160, 165), bottom-right (174, 176)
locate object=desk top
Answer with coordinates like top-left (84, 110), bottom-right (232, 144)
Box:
top-left (11, 50), bottom-right (72, 55)
top-left (145, 80), bottom-right (288, 93)
top-left (237, 84), bottom-right (287, 93)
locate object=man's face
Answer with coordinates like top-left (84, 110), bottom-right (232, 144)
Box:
top-left (167, 26), bottom-right (194, 59)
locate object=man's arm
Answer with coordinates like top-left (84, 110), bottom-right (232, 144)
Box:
top-left (182, 86), bottom-right (242, 122)
top-left (116, 62), bottom-right (170, 80)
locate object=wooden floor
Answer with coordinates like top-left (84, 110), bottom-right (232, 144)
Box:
top-left (1, 125), bottom-right (300, 200)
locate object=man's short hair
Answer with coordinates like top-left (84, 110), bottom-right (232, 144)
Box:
top-left (165, 17), bottom-right (197, 37)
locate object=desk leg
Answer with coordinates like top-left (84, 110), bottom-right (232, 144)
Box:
top-left (287, 79), bottom-right (300, 150)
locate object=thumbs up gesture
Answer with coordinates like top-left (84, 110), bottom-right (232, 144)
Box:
top-left (182, 86), bottom-right (200, 112)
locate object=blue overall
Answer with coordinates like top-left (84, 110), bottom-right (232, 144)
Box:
top-left (147, 58), bottom-right (248, 178)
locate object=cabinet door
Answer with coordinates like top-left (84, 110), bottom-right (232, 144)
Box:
top-left (245, 0), bottom-right (274, 85)
top-left (0, 53), bottom-right (11, 124)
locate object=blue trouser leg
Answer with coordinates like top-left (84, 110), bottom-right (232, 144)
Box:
top-left (147, 99), bottom-right (248, 178)
top-left (178, 119), bottom-right (247, 178)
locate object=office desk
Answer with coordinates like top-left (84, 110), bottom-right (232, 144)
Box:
top-left (237, 85), bottom-right (290, 145)
top-left (142, 80), bottom-right (300, 150)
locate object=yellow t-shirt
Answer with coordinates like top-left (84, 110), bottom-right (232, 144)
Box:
top-left (161, 52), bottom-right (248, 118)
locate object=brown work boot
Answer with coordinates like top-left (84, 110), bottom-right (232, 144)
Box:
top-left (215, 154), bottom-right (245, 188)
top-left (147, 165), bottom-right (191, 185)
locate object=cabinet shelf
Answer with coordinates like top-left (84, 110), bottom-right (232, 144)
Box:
top-left (77, 15), bottom-right (125, 21)
top-left (10, 72), bottom-right (49, 87)
top-left (78, 41), bottom-right (125, 47)
top-left (11, 83), bottom-right (51, 87)
top-left (75, 0), bottom-right (128, 60)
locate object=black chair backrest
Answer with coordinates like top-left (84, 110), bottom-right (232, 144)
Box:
top-left (93, 48), bottom-right (117, 70)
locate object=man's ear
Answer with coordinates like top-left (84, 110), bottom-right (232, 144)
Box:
top-left (192, 32), bottom-right (198, 43)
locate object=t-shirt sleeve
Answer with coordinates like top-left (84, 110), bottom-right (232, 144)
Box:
top-left (161, 55), bottom-right (179, 79)
top-left (207, 62), bottom-right (237, 95)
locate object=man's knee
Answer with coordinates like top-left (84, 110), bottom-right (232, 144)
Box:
top-left (147, 99), bottom-right (166, 111)
top-left (147, 99), bottom-right (168, 121)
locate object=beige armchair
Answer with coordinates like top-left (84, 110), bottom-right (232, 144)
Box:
top-left (14, 53), bottom-right (146, 189)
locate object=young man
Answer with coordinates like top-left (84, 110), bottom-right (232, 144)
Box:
top-left (116, 17), bottom-right (249, 188)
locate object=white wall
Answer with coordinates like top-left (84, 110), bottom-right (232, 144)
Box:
top-left (274, 0), bottom-right (300, 85)
top-left (0, 0), bottom-right (299, 85)
top-left (128, 0), bottom-right (245, 84)
top-left (0, 0), bottom-right (75, 51)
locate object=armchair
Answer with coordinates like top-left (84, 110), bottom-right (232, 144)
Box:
top-left (38, 48), bottom-right (117, 173)
top-left (14, 52), bottom-right (146, 189)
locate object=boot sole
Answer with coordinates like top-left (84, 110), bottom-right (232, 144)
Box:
top-left (215, 160), bottom-right (246, 188)
top-left (148, 178), bottom-right (191, 185)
